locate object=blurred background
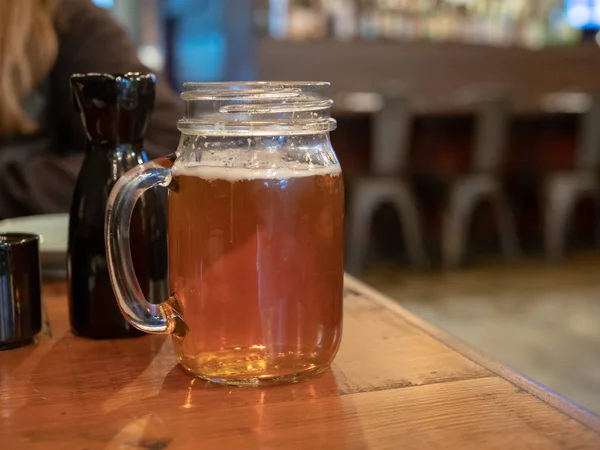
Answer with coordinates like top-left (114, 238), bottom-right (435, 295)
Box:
top-left (98, 0), bottom-right (600, 413)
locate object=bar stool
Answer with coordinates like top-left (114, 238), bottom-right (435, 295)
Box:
top-left (544, 92), bottom-right (600, 262)
top-left (442, 86), bottom-right (520, 268)
top-left (345, 90), bottom-right (428, 275)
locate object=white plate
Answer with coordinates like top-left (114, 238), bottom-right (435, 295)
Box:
top-left (0, 214), bottom-right (68, 276)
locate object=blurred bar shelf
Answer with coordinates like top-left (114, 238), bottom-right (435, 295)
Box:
top-left (257, 38), bottom-right (600, 115)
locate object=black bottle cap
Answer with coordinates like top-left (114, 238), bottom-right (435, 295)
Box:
top-left (70, 72), bottom-right (156, 145)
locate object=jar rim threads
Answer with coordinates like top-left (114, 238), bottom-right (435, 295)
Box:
top-left (178, 81), bottom-right (336, 136)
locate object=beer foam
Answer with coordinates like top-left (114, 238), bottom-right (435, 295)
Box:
top-left (173, 163), bottom-right (341, 182)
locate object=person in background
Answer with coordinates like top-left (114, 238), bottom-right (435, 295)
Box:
top-left (0, 0), bottom-right (181, 218)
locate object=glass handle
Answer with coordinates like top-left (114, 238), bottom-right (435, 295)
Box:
top-left (105, 155), bottom-right (184, 335)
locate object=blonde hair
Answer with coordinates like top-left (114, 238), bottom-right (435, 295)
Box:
top-left (0, 0), bottom-right (58, 137)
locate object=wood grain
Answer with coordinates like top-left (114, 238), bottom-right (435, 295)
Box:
top-left (1, 277), bottom-right (599, 449)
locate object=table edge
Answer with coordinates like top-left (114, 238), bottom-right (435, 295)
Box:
top-left (344, 274), bottom-right (600, 433)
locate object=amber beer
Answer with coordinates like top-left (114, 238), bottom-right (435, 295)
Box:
top-left (168, 164), bottom-right (344, 383)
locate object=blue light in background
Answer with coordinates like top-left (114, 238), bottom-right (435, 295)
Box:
top-left (93, 0), bottom-right (114, 8)
top-left (171, 1), bottom-right (228, 85)
top-left (565, 0), bottom-right (600, 29)
top-left (175, 31), bottom-right (226, 82)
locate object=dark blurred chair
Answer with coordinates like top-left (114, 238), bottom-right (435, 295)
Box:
top-left (544, 92), bottom-right (600, 262)
top-left (442, 85), bottom-right (520, 268)
top-left (346, 89), bottom-right (428, 275)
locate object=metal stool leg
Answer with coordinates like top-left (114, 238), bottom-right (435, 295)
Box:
top-left (491, 191), bottom-right (520, 260)
top-left (443, 175), bottom-right (515, 268)
top-left (346, 181), bottom-right (379, 276)
top-left (544, 174), bottom-right (597, 262)
top-left (387, 180), bottom-right (429, 269)
top-left (443, 180), bottom-right (479, 269)
top-left (346, 178), bottom-right (428, 274)
top-left (545, 187), bottom-right (575, 263)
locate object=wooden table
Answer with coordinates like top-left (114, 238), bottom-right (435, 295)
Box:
top-left (2, 277), bottom-right (600, 449)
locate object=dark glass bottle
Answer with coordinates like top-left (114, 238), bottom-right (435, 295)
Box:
top-left (68, 72), bottom-right (168, 339)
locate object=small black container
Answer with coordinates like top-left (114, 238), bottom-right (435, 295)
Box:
top-left (68, 73), bottom-right (168, 339)
top-left (0, 233), bottom-right (41, 350)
